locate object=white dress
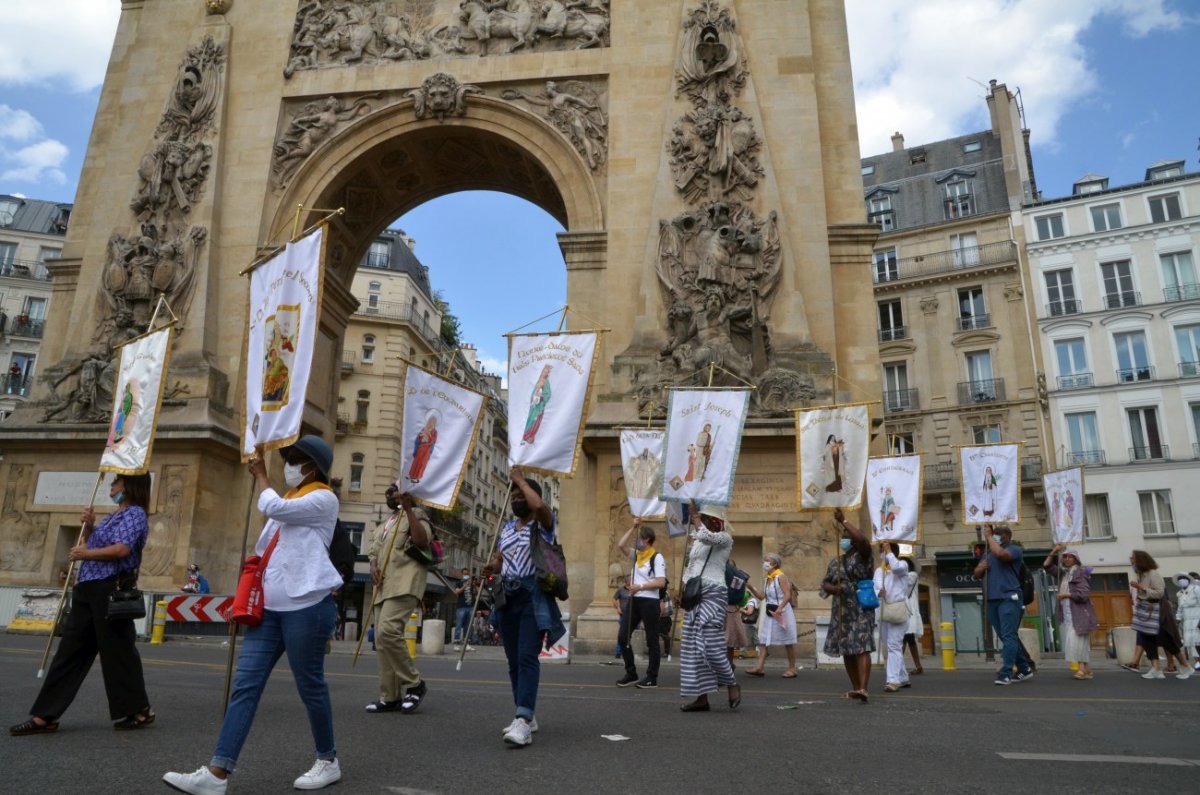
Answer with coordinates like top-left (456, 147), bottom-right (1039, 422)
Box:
top-left (757, 574), bottom-right (797, 646)
top-left (1059, 573), bottom-right (1090, 663)
top-left (1176, 584), bottom-right (1200, 648)
top-left (904, 570), bottom-right (923, 637)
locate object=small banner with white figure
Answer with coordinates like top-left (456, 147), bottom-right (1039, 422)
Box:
top-left (865, 454), bottom-right (922, 542)
top-left (796, 403), bottom-right (871, 510)
top-left (99, 325), bottom-right (175, 475)
top-left (1044, 467), bottom-right (1084, 544)
top-left (399, 364), bottom-right (488, 510)
top-left (664, 500), bottom-right (691, 538)
top-left (242, 226), bottom-right (325, 459)
top-left (660, 388), bottom-right (751, 506)
top-left (620, 429), bottom-right (667, 519)
top-left (507, 331), bottom-right (600, 477)
top-left (959, 443), bottom-right (1021, 525)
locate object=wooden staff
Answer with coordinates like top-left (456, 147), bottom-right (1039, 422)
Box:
top-left (221, 461), bottom-right (262, 716)
top-left (352, 509), bottom-right (399, 667)
top-left (457, 490), bottom-right (513, 672)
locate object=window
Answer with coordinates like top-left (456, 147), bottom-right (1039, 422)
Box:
top-left (1113, 331), bottom-right (1150, 381)
top-left (1138, 490), bottom-right (1175, 535)
top-left (888, 433), bottom-right (915, 455)
top-left (1044, 269), bottom-right (1079, 315)
top-left (957, 286), bottom-right (987, 330)
top-left (1175, 324), bottom-right (1200, 376)
top-left (965, 351), bottom-right (994, 397)
top-left (1191, 403), bottom-right (1200, 458)
top-left (972, 424), bottom-right (1001, 444)
top-left (861, 164), bottom-right (874, 176)
top-left (1065, 412), bottom-right (1101, 465)
top-left (873, 248), bottom-right (898, 282)
top-left (882, 363), bottom-right (911, 411)
top-left (0, 199), bottom-right (18, 226)
top-left (868, 195), bottom-right (894, 232)
top-left (5, 353), bottom-right (34, 396)
top-left (878, 300), bottom-right (904, 341)
top-left (1127, 407), bottom-right (1164, 460)
top-left (1054, 338), bottom-right (1091, 388)
top-left (1160, 251), bottom-right (1197, 302)
top-left (962, 141), bottom-right (982, 154)
top-left (410, 297), bottom-right (418, 318)
top-left (1148, 163), bottom-right (1183, 180)
top-left (950, 232), bottom-right (979, 268)
top-left (944, 180), bottom-right (974, 220)
top-left (361, 334), bottom-right (375, 363)
top-left (910, 151), bottom-right (926, 165)
top-left (1090, 203), bottom-right (1122, 232)
top-left (21, 297), bottom-right (46, 320)
top-left (349, 453), bottom-right (364, 492)
top-left (1084, 494), bottom-right (1113, 540)
top-left (367, 241), bottom-right (389, 268)
top-left (1100, 261), bottom-right (1137, 308)
top-left (1148, 193), bottom-right (1182, 224)
top-left (355, 389), bottom-right (370, 424)
top-left (1035, 214), bottom-right (1065, 241)
top-left (0, 242), bottom-right (15, 270)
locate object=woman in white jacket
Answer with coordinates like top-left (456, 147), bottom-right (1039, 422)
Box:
top-left (1175, 572), bottom-right (1200, 671)
top-left (873, 541), bottom-right (911, 692)
top-left (901, 556), bottom-right (923, 675)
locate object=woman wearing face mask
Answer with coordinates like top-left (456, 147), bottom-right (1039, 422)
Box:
top-left (164, 435), bottom-right (344, 794)
top-left (11, 474), bottom-right (153, 736)
top-left (873, 541), bottom-right (911, 692)
top-left (678, 503), bottom-right (740, 712)
top-left (1176, 573), bottom-right (1200, 671)
top-left (1128, 550), bottom-right (1169, 681)
top-left (482, 467), bottom-right (565, 748)
top-left (614, 517), bottom-right (666, 689)
top-left (745, 553), bottom-right (797, 678)
top-left (821, 509), bottom-right (875, 702)
top-left (1042, 544), bottom-right (1098, 680)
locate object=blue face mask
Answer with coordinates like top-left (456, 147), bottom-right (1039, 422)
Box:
top-left (112, 491), bottom-right (126, 505)
top-left (992, 535), bottom-right (1003, 545)
top-left (636, 539), bottom-right (647, 551)
top-left (839, 538), bottom-right (852, 552)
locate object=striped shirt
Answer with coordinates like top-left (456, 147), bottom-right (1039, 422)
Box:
top-left (498, 516), bottom-right (557, 579)
top-left (78, 506), bottom-right (148, 583)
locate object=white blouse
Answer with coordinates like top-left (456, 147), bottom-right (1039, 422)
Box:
top-left (682, 527), bottom-right (732, 586)
top-left (256, 486), bottom-right (343, 612)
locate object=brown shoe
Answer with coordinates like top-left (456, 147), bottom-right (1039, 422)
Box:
top-left (10, 718), bottom-right (58, 736)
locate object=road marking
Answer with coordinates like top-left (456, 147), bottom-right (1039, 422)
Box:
top-left (999, 752), bottom-right (1200, 767)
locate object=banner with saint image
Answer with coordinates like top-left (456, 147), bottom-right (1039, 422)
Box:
top-left (865, 454), bottom-right (922, 542)
top-left (620, 429), bottom-right (666, 519)
top-left (99, 325), bottom-right (175, 475)
top-left (660, 388), bottom-right (751, 506)
top-left (1044, 467), bottom-right (1084, 544)
top-left (242, 226), bottom-right (325, 458)
top-left (959, 443), bottom-right (1021, 525)
top-left (399, 364), bottom-right (488, 510)
top-left (507, 331), bottom-right (600, 477)
top-left (796, 403), bottom-right (871, 510)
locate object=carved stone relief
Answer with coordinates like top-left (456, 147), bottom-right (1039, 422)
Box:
top-left (0, 464), bottom-right (48, 572)
top-left (283, 0), bottom-right (611, 79)
top-left (409, 73), bottom-right (482, 121)
top-left (502, 80), bottom-right (608, 169)
top-left (142, 465), bottom-right (188, 577)
top-left (273, 95), bottom-right (378, 188)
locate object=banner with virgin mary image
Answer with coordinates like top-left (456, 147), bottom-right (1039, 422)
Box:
top-left (1044, 466), bottom-right (1084, 544)
top-left (959, 443), bottom-right (1021, 525)
top-left (99, 325), bottom-right (175, 475)
top-left (399, 364), bottom-right (488, 510)
top-left (660, 388), bottom-right (751, 506)
top-left (620, 429), bottom-right (666, 519)
top-left (796, 403), bottom-right (871, 510)
top-left (242, 226), bottom-right (324, 458)
top-left (865, 455), bottom-right (922, 542)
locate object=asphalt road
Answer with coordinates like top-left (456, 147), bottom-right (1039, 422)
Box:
top-left (2, 635), bottom-right (1198, 794)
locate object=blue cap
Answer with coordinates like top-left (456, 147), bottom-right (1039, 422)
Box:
top-left (284, 435), bottom-right (333, 478)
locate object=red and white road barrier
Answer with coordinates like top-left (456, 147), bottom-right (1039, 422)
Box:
top-left (165, 595), bottom-right (234, 623)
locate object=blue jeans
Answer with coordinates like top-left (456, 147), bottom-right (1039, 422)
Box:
top-left (496, 585), bottom-right (541, 721)
top-left (987, 596), bottom-right (1031, 676)
top-left (454, 606), bottom-right (472, 643)
top-left (211, 596), bottom-right (337, 772)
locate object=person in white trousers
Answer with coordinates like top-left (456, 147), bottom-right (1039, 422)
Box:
top-left (873, 541), bottom-right (911, 693)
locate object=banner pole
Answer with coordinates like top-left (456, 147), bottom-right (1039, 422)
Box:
top-left (458, 490), bottom-right (513, 672)
top-left (37, 473), bottom-right (105, 679)
top-left (352, 510), bottom-right (398, 668)
top-left (221, 470), bottom-right (260, 716)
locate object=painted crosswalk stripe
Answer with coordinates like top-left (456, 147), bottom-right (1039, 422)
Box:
top-left (999, 753), bottom-right (1200, 767)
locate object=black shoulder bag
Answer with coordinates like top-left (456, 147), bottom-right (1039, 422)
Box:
top-left (107, 534), bottom-right (147, 621)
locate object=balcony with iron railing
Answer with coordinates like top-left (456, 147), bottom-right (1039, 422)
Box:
top-left (957, 313), bottom-right (990, 331)
top-left (1044, 299), bottom-right (1082, 318)
top-left (872, 240), bottom-right (1017, 285)
top-left (1103, 291), bottom-right (1141, 310)
top-left (1020, 455), bottom-right (1043, 482)
top-left (1065, 450), bottom-right (1106, 467)
top-left (957, 378), bottom-right (1005, 405)
top-left (2, 375), bottom-right (30, 397)
top-left (6, 316), bottom-right (45, 338)
top-left (1129, 445), bottom-right (1169, 463)
top-left (335, 412), bottom-right (350, 436)
top-left (883, 388), bottom-right (919, 413)
top-left (1056, 373), bottom-right (1093, 390)
top-left (1179, 361), bottom-right (1200, 378)
top-left (0, 258), bottom-right (51, 281)
top-left (340, 350), bottom-right (355, 373)
top-left (353, 298), bottom-right (440, 344)
top-left (878, 326), bottom-right (907, 342)
top-left (1164, 284), bottom-right (1200, 303)
top-left (1115, 366), bottom-right (1154, 384)
top-left (925, 462), bottom-right (959, 490)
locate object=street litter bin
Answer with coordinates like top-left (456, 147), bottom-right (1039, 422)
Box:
top-left (1017, 627), bottom-right (1040, 667)
top-left (1112, 625), bottom-right (1136, 665)
top-left (421, 618), bottom-right (446, 655)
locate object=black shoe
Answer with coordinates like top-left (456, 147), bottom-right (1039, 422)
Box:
top-left (401, 680), bottom-right (426, 714)
top-left (364, 700), bottom-right (401, 713)
top-left (616, 673), bottom-right (639, 687)
top-left (1013, 668), bottom-right (1034, 683)
top-left (635, 677), bottom-right (657, 689)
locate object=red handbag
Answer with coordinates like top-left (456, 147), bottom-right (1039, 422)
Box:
top-left (230, 531), bottom-right (280, 626)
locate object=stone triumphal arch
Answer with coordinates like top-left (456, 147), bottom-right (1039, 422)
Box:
top-left (0, 0), bottom-right (879, 652)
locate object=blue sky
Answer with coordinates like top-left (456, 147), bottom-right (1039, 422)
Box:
top-left (1, 1), bottom-right (1196, 375)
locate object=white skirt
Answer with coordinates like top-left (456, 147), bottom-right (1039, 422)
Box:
top-left (1062, 607), bottom-right (1090, 663)
top-left (758, 603), bottom-right (797, 646)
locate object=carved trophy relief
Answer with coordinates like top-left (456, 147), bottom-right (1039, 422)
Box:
top-left (142, 465), bottom-right (188, 576)
top-left (272, 95), bottom-right (379, 189)
top-left (0, 465), bottom-right (48, 572)
top-left (409, 73), bottom-right (482, 121)
top-left (668, 103), bottom-right (761, 203)
top-left (676, 0), bottom-right (747, 106)
top-left (501, 80), bottom-right (608, 169)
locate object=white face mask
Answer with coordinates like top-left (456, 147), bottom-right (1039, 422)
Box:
top-left (762, 562), bottom-right (773, 572)
top-left (283, 462), bottom-right (307, 488)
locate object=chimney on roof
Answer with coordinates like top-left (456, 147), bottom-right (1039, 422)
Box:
top-left (891, 131), bottom-right (904, 152)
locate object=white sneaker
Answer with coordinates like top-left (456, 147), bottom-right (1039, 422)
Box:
top-left (293, 758), bottom-right (341, 790)
top-left (466, 645), bottom-right (476, 651)
top-left (452, 645), bottom-right (462, 651)
top-left (503, 718), bottom-right (533, 747)
top-left (1176, 668), bottom-right (1192, 680)
top-left (1142, 669), bottom-right (1166, 680)
top-left (500, 716), bottom-right (538, 736)
top-left (163, 767), bottom-right (228, 795)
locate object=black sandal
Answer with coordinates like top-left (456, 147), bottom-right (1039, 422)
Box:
top-left (728, 686), bottom-right (742, 710)
top-left (401, 680), bottom-right (426, 714)
top-left (113, 708), bottom-right (155, 730)
top-left (10, 718), bottom-right (58, 736)
top-left (680, 698), bottom-right (710, 712)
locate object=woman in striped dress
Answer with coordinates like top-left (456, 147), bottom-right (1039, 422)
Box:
top-left (679, 505), bottom-right (740, 712)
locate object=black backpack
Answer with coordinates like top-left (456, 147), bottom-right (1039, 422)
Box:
top-left (328, 520), bottom-right (357, 585)
top-left (1016, 561), bottom-right (1035, 606)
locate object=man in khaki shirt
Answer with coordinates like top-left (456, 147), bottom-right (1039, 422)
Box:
top-left (365, 483), bottom-right (430, 713)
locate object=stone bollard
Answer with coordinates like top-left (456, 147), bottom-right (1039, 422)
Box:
top-left (421, 618), bottom-right (446, 655)
top-left (1018, 626), bottom-right (1041, 667)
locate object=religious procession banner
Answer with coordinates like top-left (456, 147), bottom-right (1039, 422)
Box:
top-left (241, 226), bottom-right (325, 458)
top-left (865, 454), bottom-right (922, 542)
top-left (1044, 466), bottom-right (1085, 544)
top-left (99, 325), bottom-right (175, 475)
top-left (664, 500), bottom-right (691, 538)
top-left (660, 388), bottom-right (751, 506)
top-left (796, 403), bottom-right (871, 510)
top-left (620, 429), bottom-right (666, 519)
top-left (507, 331), bottom-right (600, 477)
top-left (959, 443), bottom-right (1021, 525)
top-left (398, 363), bottom-right (489, 510)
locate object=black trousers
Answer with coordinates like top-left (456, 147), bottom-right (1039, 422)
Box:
top-left (621, 597), bottom-right (661, 679)
top-left (31, 577), bottom-right (149, 721)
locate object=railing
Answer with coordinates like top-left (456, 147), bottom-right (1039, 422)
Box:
top-left (1164, 284), bottom-right (1200, 303)
top-left (957, 313), bottom-right (990, 331)
top-left (2, 375), bottom-right (30, 397)
top-left (335, 413), bottom-right (350, 435)
top-left (341, 350), bottom-right (355, 371)
top-left (1020, 455), bottom-right (1043, 481)
top-left (1179, 361), bottom-right (1200, 378)
top-left (872, 240), bottom-right (1017, 284)
top-left (1115, 366), bottom-right (1154, 383)
top-left (957, 378), bottom-right (1006, 404)
top-left (925, 462), bottom-right (959, 490)
top-left (1045, 299), bottom-right (1082, 317)
top-left (365, 251), bottom-right (389, 268)
top-left (1129, 445), bottom-right (1169, 463)
top-left (1056, 373), bottom-right (1093, 390)
top-left (353, 298), bottom-right (440, 344)
top-left (1103, 291), bottom-right (1141, 309)
top-left (883, 388), bottom-right (919, 413)
top-left (878, 326), bottom-right (907, 342)
top-left (7, 317), bottom-right (45, 338)
top-left (1065, 450), bottom-right (1105, 467)
top-left (0, 258), bottom-right (51, 281)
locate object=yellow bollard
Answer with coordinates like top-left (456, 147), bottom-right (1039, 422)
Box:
top-left (1070, 661), bottom-right (1079, 671)
top-left (150, 600), bottom-right (168, 645)
top-left (405, 611), bottom-right (419, 659)
top-left (940, 621), bottom-right (956, 671)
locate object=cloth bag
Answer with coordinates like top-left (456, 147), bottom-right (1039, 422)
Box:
top-left (1131, 600), bottom-right (1160, 635)
top-left (880, 600), bottom-right (908, 625)
top-left (529, 521), bottom-right (569, 600)
top-left (856, 579), bottom-right (880, 610)
top-left (230, 532), bottom-right (280, 626)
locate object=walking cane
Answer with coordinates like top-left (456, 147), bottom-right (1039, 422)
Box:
top-left (37, 474), bottom-right (105, 679)
top-left (352, 510), bottom-right (399, 667)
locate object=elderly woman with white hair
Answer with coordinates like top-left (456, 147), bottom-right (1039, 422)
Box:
top-left (678, 504), bottom-right (741, 712)
top-left (1042, 543), bottom-right (1099, 680)
top-left (745, 552), bottom-right (798, 678)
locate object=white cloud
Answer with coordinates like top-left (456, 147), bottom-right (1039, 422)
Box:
top-left (0, 2), bottom-right (121, 91)
top-left (846, 0), bottom-right (1189, 157)
top-left (0, 106), bottom-right (44, 142)
top-left (0, 106), bottom-right (68, 185)
top-left (476, 353), bottom-right (509, 388)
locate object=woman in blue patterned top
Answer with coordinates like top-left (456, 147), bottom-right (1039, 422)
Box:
top-left (11, 473), bottom-right (153, 736)
top-left (483, 466), bottom-right (565, 748)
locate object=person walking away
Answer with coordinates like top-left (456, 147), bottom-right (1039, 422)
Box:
top-left (901, 555), bottom-right (923, 674)
top-left (1042, 544), bottom-right (1099, 680)
top-left (452, 567), bottom-right (476, 651)
top-left (11, 474), bottom-right (154, 736)
top-left (1129, 550), bottom-right (1168, 680)
top-left (874, 541), bottom-right (911, 692)
top-left (821, 510), bottom-right (875, 702)
top-left (612, 575), bottom-right (633, 658)
top-left (614, 518), bottom-right (666, 689)
top-left (163, 435), bottom-right (343, 793)
top-left (1156, 587), bottom-right (1191, 677)
top-left (972, 525), bottom-right (1034, 686)
top-left (723, 559), bottom-right (751, 665)
top-left (484, 467), bottom-right (565, 747)
top-left (746, 554), bottom-right (797, 678)
top-left (1175, 573), bottom-right (1200, 671)
top-left (678, 504), bottom-right (740, 712)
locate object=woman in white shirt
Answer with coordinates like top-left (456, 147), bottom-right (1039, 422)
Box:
top-left (745, 553), bottom-right (798, 678)
top-left (164, 436), bottom-right (345, 795)
top-left (614, 518), bottom-right (667, 689)
top-left (873, 541), bottom-right (911, 692)
top-left (678, 505), bottom-right (740, 712)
